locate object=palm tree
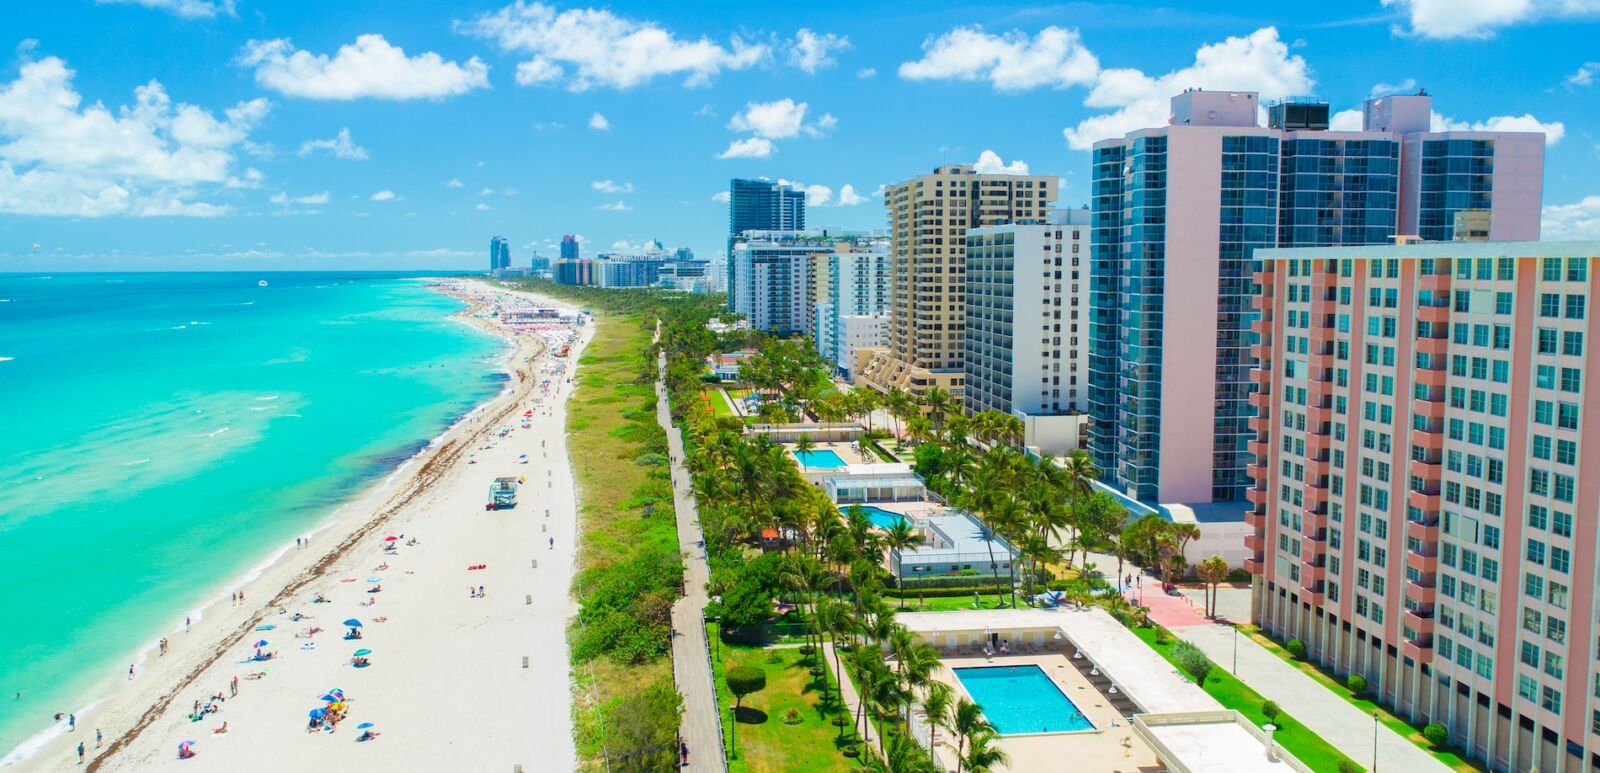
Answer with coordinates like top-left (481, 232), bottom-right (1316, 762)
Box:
top-left (1057, 448), bottom-right (1100, 501)
top-left (921, 385), bottom-right (954, 433)
top-left (950, 698), bottom-right (989, 773)
top-left (882, 520), bottom-right (925, 608)
top-left (919, 682), bottom-right (953, 764)
top-left (885, 386), bottom-right (911, 446)
top-left (794, 433), bottom-right (815, 468)
top-left (1194, 555), bottom-right (1230, 618)
top-left (961, 730), bottom-right (1010, 773)
top-left (906, 414), bottom-right (933, 447)
top-left (883, 729), bottom-right (936, 773)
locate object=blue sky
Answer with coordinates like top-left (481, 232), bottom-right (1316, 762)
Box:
top-left (1, 0), bottom-right (1598, 270)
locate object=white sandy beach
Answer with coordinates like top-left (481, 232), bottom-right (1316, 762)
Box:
top-left (9, 282), bottom-right (590, 772)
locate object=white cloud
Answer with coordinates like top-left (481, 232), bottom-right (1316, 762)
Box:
top-left (446, 178), bottom-right (464, 188)
top-left (899, 25), bottom-right (1099, 91)
top-left (475, 202), bottom-right (491, 211)
top-left (502, 187), bottom-right (518, 196)
top-left (1329, 109), bottom-right (1363, 131)
top-left (95, 0), bottom-right (234, 19)
top-left (856, 67), bottom-right (877, 79)
top-left (776, 179), bottom-right (868, 207)
top-left (531, 120), bottom-right (565, 131)
top-left (370, 189), bottom-right (396, 201)
top-left (460, 1), bottom-right (767, 91)
top-left (972, 150), bottom-right (1029, 175)
top-left (716, 137), bottom-right (774, 159)
top-left (237, 35), bottom-right (490, 100)
top-left (1370, 77), bottom-right (1417, 97)
top-left (1432, 111), bottom-right (1565, 144)
top-left (0, 54), bottom-right (268, 217)
top-left (789, 29), bottom-right (849, 73)
top-left (728, 99), bottom-right (806, 138)
top-left (1543, 195), bottom-right (1600, 239)
top-left (596, 200), bottom-right (632, 211)
top-left (836, 184), bottom-right (866, 206)
top-left (1382, 0), bottom-right (1600, 39)
top-left (478, 187), bottom-right (495, 196)
top-left (592, 179), bottom-right (633, 194)
top-left (711, 190), bottom-right (731, 203)
top-left (297, 128), bottom-right (368, 160)
top-left (1566, 61), bottom-right (1600, 88)
top-left (588, 112), bottom-right (610, 131)
top-left (270, 191), bottom-right (330, 205)
top-left (225, 167), bottom-right (265, 189)
top-left (1062, 27), bottom-right (1312, 150)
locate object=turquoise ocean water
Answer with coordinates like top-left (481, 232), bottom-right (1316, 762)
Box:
top-left (0, 272), bottom-right (503, 760)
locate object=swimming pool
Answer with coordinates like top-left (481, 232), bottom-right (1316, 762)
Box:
top-left (844, 504), bottom-right (908, 530)
top-left (953, 665), bottom-right (1093, 734)
top-left (792, 449), bottom-right (847, 469)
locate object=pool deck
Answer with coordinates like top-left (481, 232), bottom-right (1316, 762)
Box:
top-left (926, 652), bottom-right (1161, 772)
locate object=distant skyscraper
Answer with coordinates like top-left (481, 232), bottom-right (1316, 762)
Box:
top-left (490, 236), bottom-right (511, 271)
top-left (728, 179), bottom-right (806, 306)
top-left (815, 237), bottom-right (890, 378)
top-left (554, 258), bottom-right (596, 286)
top-left (1089, 89), bottom-right (1546, 507)
top-left (560, 235), bottom-right (580, 260)
top-left (856, 164), bottom-right (1058, 401)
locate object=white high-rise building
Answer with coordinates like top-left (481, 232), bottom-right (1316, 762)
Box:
top-left (815, 238), bottom-right (890, 378)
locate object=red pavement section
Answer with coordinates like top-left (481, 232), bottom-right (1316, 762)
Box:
top-left (1125, 587), bottom-right (1211, 629)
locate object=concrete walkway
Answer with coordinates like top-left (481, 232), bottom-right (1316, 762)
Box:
top-left (823, 642), bottom-right (884, 760)
top-left (657, 348), bottom-right (727, 772)
top-left (1177, 623), bottom-right (1448, 772)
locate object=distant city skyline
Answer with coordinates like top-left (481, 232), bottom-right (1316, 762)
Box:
top-left (2, 1), bottom-right (1599, 270)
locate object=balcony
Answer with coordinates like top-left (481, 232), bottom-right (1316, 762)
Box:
top-left (1311, 296), bottom-right (1336, 318)
top-left (1406, 517), bottom-right (1440, 543)
top-left (1249, 391), bottom-right (1272, 410)
top-left (1405, 549), bottom-right (1439, 574)
top-left (1306, 403), bottom-right (1332, 426)
top-left (1247, 439), bottom-right (1269, 459)
top-left (1411, 426), bottom-right (1444, 448)
top-left (1246, 487), bottom-right (1268, 507)
top-left (1303, 511), bottom-right (1329, 532)
top-left (1418, 305), bottom-right (1449, 325)
top-left (1300, 555), bottom-right (1327, 581)
top-left (1408, 458), bottom-right (1442, 484)
top-left (1245, 508), bottom-right (1265, 529)
top-left (1250, 343), bottom-right (1272, 362)
top-left (1415, 337), bottom-right (1449, 359)
top-left (1419, 273), bottom-right (1451, 294)
top-left (1304, 456), bottom-right (1331, 478)
top-left (1243, 556), bottom-right (1264, 575)
top-left (1402, 608), bottom-right (1436, 636)
top-left (1407, 488), bottom-right (1441, 512)
top-left (1402, 639), bottom-right (1434, 662)
top-left (1413, 368), bottom-right (1447, 389)
top-left (1248, 415), bottom-right (1271, 434)
top-left (1308, 351), bottom-right (1334, 372)
top-left (1299, 582), bottom-right (1325, 604)
top-left (1412, 397), bottom-right (1446, 420)
top-left (1244, 533), bottom-right (1266, 553)
top-left (1245, 463), bottom-right (1265, 486)
top-left (1251, 318), bottom-right (1273, 336)
top-left (1405, 581), bottom-right (1437, 605)
top-left (1252, 368), bottom-right (1272, 387)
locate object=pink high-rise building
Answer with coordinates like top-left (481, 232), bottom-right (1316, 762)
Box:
top-left (1089, 90), bottom-right (1546, 511)
top-left (1247, 241), bottom-right (1600, 772)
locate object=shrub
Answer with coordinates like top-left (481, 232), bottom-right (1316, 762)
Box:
top-left (606, 678), bottom-right (683, 773)
top-left (1227, 568), bottom-right (1252, 582)
top-left (782, 707), bottom-right (803, 725)
top-left (1172, 640), bottom-right (1214, 685)
top-left (1261, 700), bottom-right (1281, 722)
top-left (1423, 722), bottom-right (1448, 747)
top-left (1346, 674), bottom-right (1367, 695)
top-left (727, 665), bottom-right (766, 710)
top-left (1286, 639), bottom-right (1305, 659)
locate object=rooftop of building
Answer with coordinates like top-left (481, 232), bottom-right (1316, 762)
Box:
top-left (1257, 240), bottom-right (1600, 261)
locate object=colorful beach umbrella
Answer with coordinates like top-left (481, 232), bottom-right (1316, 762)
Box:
top-left (309, 708), bottom-right (326, 719)
top-left (384, 536), bottom-right (398, 542)
top-left (251, 639), bottom-right (268, 648)
top-left (343, 619), bottom-right (362, 627)
top-left (366, 576), bottom-right (381, 583)
top-left (352, 649), bottom-right (371, 656)
top-left (356, 722), bottom-right (375, 729)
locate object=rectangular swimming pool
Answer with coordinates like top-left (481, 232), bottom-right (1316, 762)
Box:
top-left (952, 665), bottom-right (1093, 734)
top-left (792, 449), bottom-right (847, 469)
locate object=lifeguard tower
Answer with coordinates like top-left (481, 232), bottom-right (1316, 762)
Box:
top-left (486, 477), bottom-right (518, 510)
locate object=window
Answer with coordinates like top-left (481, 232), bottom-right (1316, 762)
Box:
top-left (1569, 258), bottom-right (1589, 282)
top-left (1563, 331), bottom-right (1584, 357)
top-left (1558, 402), bottom-right (1580, 430)
top-left (1542, 685), bottom-right (1562, 712)
top-left (1539, 328), bottom-right (1559, 354)
top-left (1566, 295), bottom-right (1586, 320)
top-left (1541, 293), bottom-right (1561, 317)
top-left (1527, 539), bottom-right (1546, 565)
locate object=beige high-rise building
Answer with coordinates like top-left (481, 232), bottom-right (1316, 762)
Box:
top-left (858, 164), bottom-right (1058, 399)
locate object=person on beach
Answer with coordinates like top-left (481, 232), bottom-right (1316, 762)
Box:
top-left (68, 713), bottom-right (75, 731)
top-left (77, 742), bottom-right (84, 764)
top-left (185, 616), bottom-right (191, 631)
top-left (128, 665), bottom-right (135, 680)
top-left (230, 676), bottom-right (238, 697)
top-left (96, 729), bottom-right (102, 747)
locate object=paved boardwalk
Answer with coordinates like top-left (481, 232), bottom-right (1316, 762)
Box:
top-left (1178, 622), bottom-right (1448, 772)
top-left (656, 350), bottom-right (727, 772)
top-left (823, 643), bottom-right (883, 760)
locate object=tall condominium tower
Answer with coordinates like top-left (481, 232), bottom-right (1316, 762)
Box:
top-left (727, 179), bottom-right (806, 307)
top-left (857, 165), bottom-right (1058, 400)
top-left (730, 231), bottom-right (830, 336)
top-left (489, 236), bottom-right (511, 271)
top-left (559, 235), bottom-right (580, 260)
top-left (814, 238), bottom-right (891, 379)
top-left (1089, 89), bottom-right (1545, 507)
top-left (962, 209), bottom-right (1091, 452)
top-left (1246, 241), bottom-right (1599, 773)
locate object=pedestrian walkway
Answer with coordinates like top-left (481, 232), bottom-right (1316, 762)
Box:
top-left (656, 347), bottom-right (727, 772)
top-left (822, 643), bottom-right (883, 760)
top-left (1180, 623), bottom-right (1449, 773)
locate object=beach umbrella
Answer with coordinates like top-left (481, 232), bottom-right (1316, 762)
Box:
top-left (353, 649), bottom-right (371, 657)
top-left (328, 702), bottom-right (346, 711)
top-left (366, 576), bottom-right (381, 583)
top-left (384, 536), bottom-right (398, 542)
top-left (356, 722), bottom-right (375, 729)
top-left (343, 619), bottom-right (362, 627)
top-left (309, 708), bottom-right (326, 719)
top-left (251, 639), bottom-right (269, 648)
top-left (320, 693), bottom-right (340, 702)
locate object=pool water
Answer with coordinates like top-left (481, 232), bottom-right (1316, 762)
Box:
top-left (792, 449), bottom-right (847, 469)
top-left (953, 665), bottom-right (1093, 734)
top-left (845, 504), bottom-right (908, 530)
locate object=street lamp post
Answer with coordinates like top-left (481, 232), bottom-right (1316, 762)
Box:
top-left (1372, 709), bottom-right (1380, 772)
top-left (1232, 626), bottom-right (1239, 675)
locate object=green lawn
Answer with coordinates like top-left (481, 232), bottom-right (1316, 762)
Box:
top-left (708, 623), bottom-right (860, 772)
top-left (1240, 626), bottom-right (1482, 772)
top-left (700, 386), bottom-right (736, 418)
top-left (883, 591), bottom-right (1016, 613)
top-left (1130, 626), bottom-right (1363, 772)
